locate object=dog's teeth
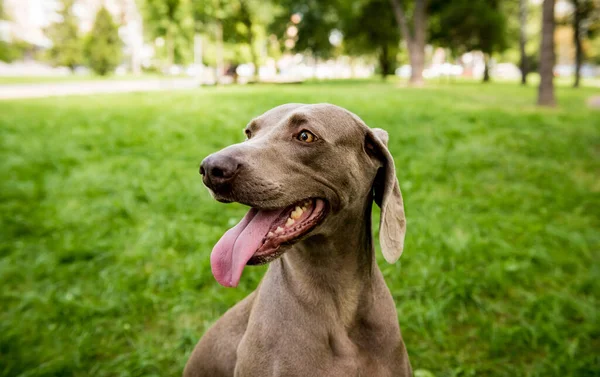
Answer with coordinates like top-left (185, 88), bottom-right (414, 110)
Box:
top-left (291, 206), bottom-right (303, 219)
top-left (285, 218), bottom-right (295, 227)
top-left (267, 231), bottom-right (274, 237)
top-left (275, 226), bottom-right (284, 234)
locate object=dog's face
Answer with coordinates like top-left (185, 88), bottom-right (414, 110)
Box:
top-left (200, 104), bottom-right (406, 287)
top-left (202, 103), bottom-right (375, 211)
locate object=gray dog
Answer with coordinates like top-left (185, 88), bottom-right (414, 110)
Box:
top-left (185, 103), bottom-right (411, 377)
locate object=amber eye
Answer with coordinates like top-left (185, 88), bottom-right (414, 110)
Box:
top-left (296, 130), bottom-right (316, 143)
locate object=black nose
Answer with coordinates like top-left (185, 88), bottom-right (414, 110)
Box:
top-left (200, 154), bottom-right (241, 189)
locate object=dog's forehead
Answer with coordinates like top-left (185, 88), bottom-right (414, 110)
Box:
top-left (253, 103), bottom-right (367, 139)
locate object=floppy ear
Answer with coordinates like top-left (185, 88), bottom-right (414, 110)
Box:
top-left (366, 128), bottom-right (406, 263)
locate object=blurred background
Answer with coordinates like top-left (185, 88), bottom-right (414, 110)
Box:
top-left (0, 0), bottom-right (598, 89)
top-left (1, 1), bottom-right (599, 377)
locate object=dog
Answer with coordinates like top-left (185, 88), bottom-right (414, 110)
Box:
top-left (185, 103), bottom-right (411, 377)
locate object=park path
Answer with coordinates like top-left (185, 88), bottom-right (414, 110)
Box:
top-left (0, 78), bottom-right (199, 100)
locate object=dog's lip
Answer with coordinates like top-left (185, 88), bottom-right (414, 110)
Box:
top-left (246, 198), bottom-right (328, 265)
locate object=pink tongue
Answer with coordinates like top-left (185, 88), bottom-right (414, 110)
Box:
top-left (210, 208), bottom-right (285, 287)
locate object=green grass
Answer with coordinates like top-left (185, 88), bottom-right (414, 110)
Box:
top-left (1, 81), bottom-right (599, 377)
top-left (430, 73), bottom-right (600, 88)
top-left (2, 73), bottom-right (600, 88)
top-left (0, 73), bottom-right (164, 85)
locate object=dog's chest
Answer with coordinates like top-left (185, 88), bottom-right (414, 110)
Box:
top-left (234, 326), bottom-right (397, 377)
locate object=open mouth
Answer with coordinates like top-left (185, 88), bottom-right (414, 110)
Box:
top-left (210, 198), bottom-right (327, 287)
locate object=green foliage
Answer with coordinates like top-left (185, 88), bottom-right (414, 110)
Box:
top-left (269, 0), bottom-right (341, 59)
top-left (0, 40), bottom-right (31, 63)
top-left (589, 34), bottom-right (600, 63)
top-left (139, 0), bottom-right (195, 65)
top-left (430, 0), bottom-right (508, 55)
top-left (0, 41), bottom-right (14, 62)
top-left (1, 81), bottom-right (598, 376)
top-left (193, 0), bottom-right (277, 74)
top-left (44, 0), bottom-right (84, 70)
top-left (562, 0), bottom-right (600, 62)
top-left (342, 0), bottom-right (400, 77)
top-left (84, 7), bottom-right (122, 76)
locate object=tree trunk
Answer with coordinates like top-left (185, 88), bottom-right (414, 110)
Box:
top-left (247, 24), bottom-right (260, 83)
top-left (166, 25), bottom-right (175, 69)
top-left (409, 42), bottom-right (425, 85)
top-left (483, 54), bottom-right (491, 82)
top-left (380, 44), bottom-right (390, 80)
top-left (519, 0), bottom-right (528, 85)
top-left (215, 21), bottom-right (224, 84)
top-left (390, 0), bottom-right (427, 86)
top-left (194, 34), bottom-right (203, 82)
top-left (573, 0), bottom-right (582, 88)
top-left (411, 0), bottom-right (427, 85)
top-left (537, 0), bottom-right (556, 106)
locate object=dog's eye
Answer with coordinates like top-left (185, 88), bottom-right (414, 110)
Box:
top-left (296, 130), bottom-right (316, 143)
top-left (244, 129), bottom-right (252, 139)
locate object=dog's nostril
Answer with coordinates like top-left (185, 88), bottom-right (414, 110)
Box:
top-left (211, 167), bottom-right (225, 178)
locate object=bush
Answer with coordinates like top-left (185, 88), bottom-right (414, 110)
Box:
top-left (84, 7), bottom-right (121, 76)
top-left (0, 40), bottom-right (33, 63)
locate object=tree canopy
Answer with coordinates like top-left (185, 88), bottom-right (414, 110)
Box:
top-left (140, 0), bottom-right (195, 66)
top-left (45, 0), bottom-right (84, 70)
top-left (269, 0), bottom-right (342, 59)
top-left (342, 0), bottom-right (400, 78)
top-left (84, 7), bottom-right (122, 75)
top-left (430, 0), bottom-right (508, 56)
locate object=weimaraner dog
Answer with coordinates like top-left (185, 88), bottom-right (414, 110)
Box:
top-left (185, 103), bottom-right (411, 377)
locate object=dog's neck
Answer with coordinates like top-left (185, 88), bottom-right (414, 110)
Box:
top-left (268, 199), bottom-right (377, 326)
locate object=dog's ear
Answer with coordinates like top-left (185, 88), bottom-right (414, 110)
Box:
top-left (365, 128), bottom-right (406, 263)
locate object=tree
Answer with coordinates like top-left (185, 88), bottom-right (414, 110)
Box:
top-left (269, 0), bottom-right (341, 60)
top-left (389, 0), bottom-right (428, 85)
top-left (45, 0), bottom-right (84, 71)
top-left (85, 7), bottom-right (122, 75)
top-left (430, 0), bottom-right (508, 82)
top-left (343, 0), bottom-right (400, 79)
top-left (194, 0), bottom-right (245, 81)
top-left (570, 0), bottom-right (600, 87)
top-left (519, 0), bottom-right (529, 85)
top-left (538, 0), bottom-right (556, 106)
top-left (139, 0), bottom-right (195, 68)
top-left (209, 0), bottom-right (276, 82)
top-left (0, 2), bottom-right (13, 62)
top-left (0, 4), bottom-right (34, 63)
top-left (236, 0), bottom-right (275, 82)
top-left (195, 0), bottom-right (275, 82)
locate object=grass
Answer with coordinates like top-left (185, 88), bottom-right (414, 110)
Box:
top-left (0, 73), bottom-right (164, 85)
top-left (0, 80), bottom-right (599, 377)
top-left (429, 73), bottom-right (600, 88)
top-left (2, 72), bottom-right (600, 88)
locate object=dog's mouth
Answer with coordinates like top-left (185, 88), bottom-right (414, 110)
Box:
top-left (210, 198), bottom-right (327, 287)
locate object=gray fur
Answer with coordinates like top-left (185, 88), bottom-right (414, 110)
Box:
top-left (185, 103), bottom-right (411, 377)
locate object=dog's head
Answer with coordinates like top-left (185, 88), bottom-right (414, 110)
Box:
top-left (200, 103), bottom-right (406, 287)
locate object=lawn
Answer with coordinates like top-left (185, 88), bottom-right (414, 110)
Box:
top-left (1, 80), bottom-right (598, 377)
top-left (0, 73), bottom-right (163, 85)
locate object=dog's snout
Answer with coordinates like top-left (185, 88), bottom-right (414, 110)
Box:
top-left (200, 154), bottom-right (241, 189)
